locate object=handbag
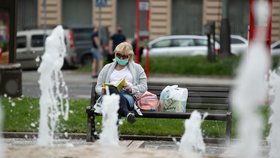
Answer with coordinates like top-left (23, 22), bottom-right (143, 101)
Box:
top-left (159, 85), bottom-right (188, 112)
top-left (93, 96), bottom-right (103, 114)
top-left (135, 91), bottom-right (160, 111)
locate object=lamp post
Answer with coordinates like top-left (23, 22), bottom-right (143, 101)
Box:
top-left (97, 0), bottom-right (104, 52)
top-left (43, 0), bottom-right (47, 50)
top-left (135, 0), bottom-right (140, 63)
top-left (220, 0), bottom-right (231, 57)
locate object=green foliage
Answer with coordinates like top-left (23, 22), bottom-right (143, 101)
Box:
top-left (1, 97), bottom-right (40, 132)
top-left (141, 56), bottom-right (241, 77)
top-left (0, 97), bottom-right (90, 133)
top-left (272, 56), bottom-right (280, 69)
top-left (77, 56), bottom-right (280, 77)
top-left (119, 118), bottom-right (185, 136)
top-left (77, 56), bottom-right (242, 77)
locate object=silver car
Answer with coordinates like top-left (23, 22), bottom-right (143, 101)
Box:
top-left (229, 35), bottom-right (248, 55)
top-left (143, 35), bottom-right (220, 57)
top-left (271, 40), bottom-right (280, 56)
top-left (215, 35), bottom-right (248, 55)
top-left (16, 29), bottom-right (77, 69)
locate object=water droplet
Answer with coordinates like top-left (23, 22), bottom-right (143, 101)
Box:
top-left (30, 123), bottom-right (36, 127)
top-left (64, 132), bottom-right (68, 138)
top-left (11, 102), bottom-right (16, 107)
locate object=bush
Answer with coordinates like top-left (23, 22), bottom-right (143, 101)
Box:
top-left (141, 56), bottom-right (241, 77)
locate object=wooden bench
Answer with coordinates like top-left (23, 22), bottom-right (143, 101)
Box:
top-left (86, 83), bottom-right (232, 143)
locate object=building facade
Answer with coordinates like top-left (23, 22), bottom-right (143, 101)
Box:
top-left (17, 0), bottom-right (280, 41)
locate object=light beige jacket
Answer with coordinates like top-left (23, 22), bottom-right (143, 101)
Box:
top-left (95, 61), bottom-right (147, 95)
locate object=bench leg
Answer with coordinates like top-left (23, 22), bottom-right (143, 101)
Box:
top-left (225, 113), bottom-right (232, 145)
top-left (86, 106), bottom-right (96, 142)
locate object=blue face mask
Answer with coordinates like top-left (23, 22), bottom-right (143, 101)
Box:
top-left (116, 57), bottom-right (129, 65)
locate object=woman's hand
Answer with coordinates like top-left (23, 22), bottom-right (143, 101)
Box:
top-left (102, 87), bottom-right (106, 94)
top-left (123, 82), bottom-right (132, 92)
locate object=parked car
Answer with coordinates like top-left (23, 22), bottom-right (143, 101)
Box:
top-left (216, 35), bottom-right (248, 55)
top-left (143, 35), bottom-right (220, 57)
top-left (16, 28), bottom-right (77, 69)
top-left (69, 26), bottom-right (110, 65)
top-left (69, 26), bottom-right (93, 65)
top-left (271, 40), bottom-right (280, 56)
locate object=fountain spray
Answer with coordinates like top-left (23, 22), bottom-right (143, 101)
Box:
top-left (37, 25), bottom-right (69, 146)
top-left (179, 110), bottom-right (206, 157)
top-left (267, 70), bottom-right (280, 158)
top-left (230, 1), bottom-right (271, 158)
top-left (99, 91), bottom-right (120, 147)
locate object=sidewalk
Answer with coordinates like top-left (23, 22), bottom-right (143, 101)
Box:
top-left (22, 70), bottom-right (233, 99)
top-left (60, 71), bottom-right (233, 86)
top-left (23, 70), bottom-right (233, 85)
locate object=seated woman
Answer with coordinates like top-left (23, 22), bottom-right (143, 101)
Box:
top-left (95, 42), bottom-right (147, 123)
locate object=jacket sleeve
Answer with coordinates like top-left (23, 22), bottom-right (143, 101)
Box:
top-left (131, 64), bottom-right (148, 94)
top-left (95, 64), bottom-right (109, 95)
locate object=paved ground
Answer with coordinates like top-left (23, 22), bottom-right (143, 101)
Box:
top-left (3, 138), bottom-right (270, 158)
top-left (24, 70), bottom-right (233, 90)
top-left (22, 70), bottom-right (233, 99)
top-left (3, 138), bottom-right (227, 155)
top-left (23, 70), bottom-right (233, 86)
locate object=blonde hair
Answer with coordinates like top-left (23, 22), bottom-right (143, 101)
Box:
top-left (114, 42), bottom-right (134, 62)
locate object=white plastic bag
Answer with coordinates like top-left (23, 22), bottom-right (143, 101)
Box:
top-left (159, 85), bottom-right (188, 112)
top-left (93, 96), bottom-right (102, 114)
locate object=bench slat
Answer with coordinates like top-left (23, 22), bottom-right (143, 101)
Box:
top-left (148, 91), bottom-right (229, 98)
top-left (188, 92), bottom-right (229, 97)
top-left (148, 86), bottom-right (230, 92)
top-left (187, 103), bottom-right (229, 110)
top-left (188, 97), bottom-right (228, 104)
top-left (137, 111), bottom-right (230, 121)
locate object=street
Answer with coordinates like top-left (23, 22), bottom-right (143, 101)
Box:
top-left (22, 70), bottom-right (93, 99)
top-left (22, 70), bottom-right (233, 99)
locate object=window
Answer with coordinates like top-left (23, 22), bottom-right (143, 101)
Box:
top-left (152, 39), bottom-right (171, 48)
top-left (0, 35), bottom-right (4, 41)
top-left (31, 35), bottom-right (45, 47)
top-left (172, 39), bottom-right (195, 47)
top-left (231, 38), bottom-right (245, 44)
top-left (195, 39), bottom-right (208, 46)
top-left (72, 28), bottom-right (92, 41)
top-left (274, 43), bottom-right (280, 49)
top-left (16, 36), bottom-right (27, 48)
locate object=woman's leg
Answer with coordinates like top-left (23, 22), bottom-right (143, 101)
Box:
top-left (108, 86), bottom-right (130, 116)
top-left (122, 91), bottom-right (135, 111)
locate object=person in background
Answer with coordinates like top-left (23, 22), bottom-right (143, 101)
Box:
top-left (108, 26), bottom-right (127, 62)
top-left (91, 27), bottom-right (104, 78)
top-left (131, 33), bottom-right (144, 63)
top-left (95, 42), bottom-right (147, 123)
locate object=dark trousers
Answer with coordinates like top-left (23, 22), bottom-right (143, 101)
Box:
top-left (108, 86), bottom-right (132, 117)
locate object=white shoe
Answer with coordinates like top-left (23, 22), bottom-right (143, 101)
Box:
top-left (134, 104), bottom-right (143, 116)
